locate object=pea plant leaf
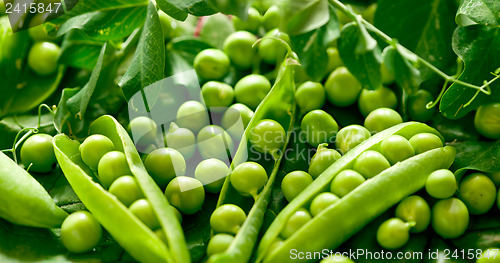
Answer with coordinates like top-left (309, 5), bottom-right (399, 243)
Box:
top-left (158, 0), bottom-right (217, 17)
top-left (383, 44), bottom-right (422, 95)
top-left (450, 140), bottom-right (500, 179)
top-left (205, 0), bottom-right (250, 19)
top-left (375, 0), bottom-right (457, 80)
top-left (46, 0), bottom-right (151, 40)
top-left (59, 30), bottom-right (105, 70)
top-left (440, 25), bottom-right (500, 119)
top-left (280, 0), bottom-right (330, 36)
top-left (456, 0), bottom-right (500, 27)
top-left (338, 23), bottom-right (382, 90)
top-left (119, 1), bottom-right (165, 108)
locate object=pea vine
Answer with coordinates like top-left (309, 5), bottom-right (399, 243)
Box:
top-left (328, 0), bottom-right (500, 110)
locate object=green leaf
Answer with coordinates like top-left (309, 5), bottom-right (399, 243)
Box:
top-left (440, 25), bottom-right (500, 119)
top-left (158, 0), bottom-right (216, 17)
top-left (59, 31), bottom-right (105, 69)
top-left (66, 43), bottom-right (108, 119)
top-left (55, 7), bottom-right (147, 41)
top-left (205, 0), bottom-right (250, 18)
top-left (199, 13), bottom-right (235, 50)
top-left (338, 23), bottom-right (382, 90)
top-left (119, 1), bottom-right (166, 107)
top-left (450, 140), bottom-right (500, 179)
top-left (383, 44), bottom-right (422, 95)
top-left (281, 0), bottom-right (330, 36)
top-left (375, 0), bottom-right (457, 79)
top-left (290, 6), bottom-right (340, 82)
top-left (456, 0), bottom-right (500, 27)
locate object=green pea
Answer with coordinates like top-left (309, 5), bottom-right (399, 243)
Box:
top-left (326, 47), bottom-right (343, 73)
top-left (258, 29), bottom-right (290, 64)
top-left (263, 5), bottom-right (283, 31)
top-left (425, 169), bottom-right (457, 199)
top-left (330, 169), bottom-right (366, 197)
top-left (376, 218), bottom-right (410, 250)
top-left (221, 103), bottom-right (254, 138)
top-left (144, 148), bottom-right (186, 188)
top-left (165, 122), bottom-right (196, 160)
top-left (233, 7), bottom-right (261, 33)
top-left (408, 90), bottom-right (435, 122)
top-left (320, 256), bottom-right (355, 263)
top-left (335, 125), bottom-right (371, 154)
top-left (358, 86), bottom-right (397, 117)
top-left (20, 133), bottom-right (56, 173)
top-left (195, 158), bottom-right (229, 193)
top-left (489, 171), bottom-right (500, 187)
top-left (165, 176), bottom-right (205, 215)
top-left (380, 135), bottom-right (415, 165)
top-left (230, 162), bottom-right (268, 198)
top-left (61, 211), bottom-right (102, 254)
top-left (458, 173), bottom-right (496, 215)
top-left (197, 125), bottom-right (234, 160)
top-left (79, 134), bottom-right (115, 171)
top-left (395, 195), bottom-right (431, 233)
top-left (409, 133), bottom-right (443, 155)
top-left (28, 13), bottom-right (58, 42)
top-left (249, 119), bottom-right (286, 154)
top-left (295, 81), bottom-right (326, 113)
top-left (130, 199), bottom-right (160, 230)
top-left (352, 150), bottom-right (391, 179)
top-left (176, 100), bottom-right (210, 134)
top-left (27, 41), bottom-right (60, 76)
top-left (109, 175), bottom-right (144, 207)
top-left (364, 108), bottom-right (403, 133)
top-left (281, 171), bottom-right (313, 202)
top-left (201, 81), bottom-right (234, 111)
top-left (207, 233), bottom-right (235, 257)
top-left (210, 204), bottom-right (246, 234)
top-left (97, 151), bottom-right (132, 188)
top-left (223, 31), bottom-right (258, 69)
top-left (431, 198), bottom-right (469, 239)
top-left (380, 62), bottom-right (395, 85)
top-left (128, 116), bottom-right (158, 151)
top-left (280, 208), bottom-right (312, 239)
top-left (308, 146), bottom-right (342, 179)
top-left (309, 192), bottom-right (340, 217)
top-left (474, 103), bottom-right (500, 139)
top-left (193, 48), bottom-right (230, 80)
top-left (324, 66), bottom-right (361, 107)
top-left (301, 110), bottom-right (338, 148)
top-left (234, 74), bottom-right (272, 110)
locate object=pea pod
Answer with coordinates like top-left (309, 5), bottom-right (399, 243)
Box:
top-left (0, 151), bottom-right (67, 228)
top-left (54, 115), bottom-right (189, 263)
top-left (208, 53), bottom-right (299, 263)
top-left (257, 122), bottom-right (456, 263)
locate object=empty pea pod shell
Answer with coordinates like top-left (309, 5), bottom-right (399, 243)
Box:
top-left (0, 151), bottom-right (68, 228)
top-left (257, 122), bottom-right (456, 263)
top-left (54, 115), bottom-right (189, 263)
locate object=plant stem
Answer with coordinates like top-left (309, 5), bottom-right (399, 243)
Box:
top-left (328, 0), bottom-right (495, 96)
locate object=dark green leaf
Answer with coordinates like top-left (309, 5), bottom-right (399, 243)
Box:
top-left (0, 114), bottom-right (55, 150)
top-left (158, 0), bottom-right (216, 17)
top-left (59, 31), bottom-right (105, 69)
top-left (338, 23), bottom-right (382, 90)
top-left (450, 140), bottom-right (500, 179)
top-left (119, 1), bottom-right (166, 108)
top-left (431, 112), bottom-right (480, 142)
top-left (375, 0), bottom-right (457, 79)
top-left (56, 7), bottom-right (147, 41)
top-left (290, 6), bottom-right (340, 82)
top-left (440, 25), bottom-right (500, 119)
top-left (383, 44), bottom-right (422, 95)
top-left (206, 0), bottom-right (250, 18)
top-left (199, 14), bottom-right (235, 50)
top-left (281, 0), bottom-right (330, 35)
top-left (170, 36), bottom-right (214, 57)
top-left (456, 0), bottom-right (500, 27)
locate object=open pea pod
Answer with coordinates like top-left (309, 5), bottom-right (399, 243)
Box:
top-left (256, 122), bottom-right (457, 263)
top-left (53, 115), bottom-right (190, 263)
top-left (0, 151), bottom-right (68, 228)
top-left (208, 54), bottom-right (299, 263)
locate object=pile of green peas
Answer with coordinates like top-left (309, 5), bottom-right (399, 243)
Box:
top-left (273, 130), bottom-right (450, 250)
top-left (58, 133), bottom-right (184, 253)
